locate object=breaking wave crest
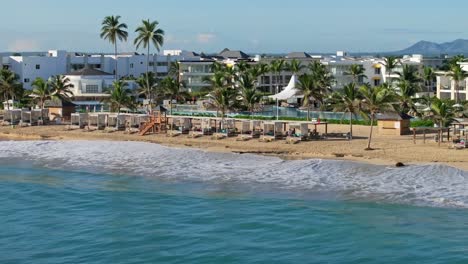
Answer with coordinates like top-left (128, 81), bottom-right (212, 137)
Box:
top-left (1, 140), bottom-right (467, 208)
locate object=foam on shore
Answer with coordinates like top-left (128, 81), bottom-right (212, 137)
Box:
top-left (0, 140), bottom-right (467, 208)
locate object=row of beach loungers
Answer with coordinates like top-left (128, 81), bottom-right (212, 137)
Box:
top-left (168, 117), bottom-right (337, 143)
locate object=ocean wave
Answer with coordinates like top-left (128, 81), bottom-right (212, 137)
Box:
top-left (0, 140), bottom-right (467, 208)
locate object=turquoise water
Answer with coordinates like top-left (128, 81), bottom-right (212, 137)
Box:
top-left (173, 105), bottom-right (360, 120)
top-left (1, 141), bottom-right (468, 263)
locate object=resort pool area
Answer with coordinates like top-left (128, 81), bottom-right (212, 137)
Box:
top-left (172, 105), bottom-right (360, 120)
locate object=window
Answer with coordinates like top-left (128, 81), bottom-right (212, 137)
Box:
top-left (85, 85), bottom-right (99, 93)
top-left (35, 64), bottom-right (40, 70)
top-left (140, 62), bottom-right (143, 65)
top-left (149, 62), bottom-right (154, 67)
top-left (130, 63), bottom-right (134, 69)
top-left (374, 79), bottom-right (381, 86)
top-left (157, 62), bottom-right (168, 66)
top-left (261, 76), bottom-right (270, 84)
top-left (374, 68), bottom-right (381, 75)
top-left (24, 78), bottom-right (30, 83)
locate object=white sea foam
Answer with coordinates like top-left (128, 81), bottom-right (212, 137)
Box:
top-left (1, 140), bottom-right (467, 208)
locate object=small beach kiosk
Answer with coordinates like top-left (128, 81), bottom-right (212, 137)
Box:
top-left (376, 112), bottom-right (412, 136)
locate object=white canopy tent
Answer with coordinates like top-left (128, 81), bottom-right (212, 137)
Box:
top-left (269, 75), bottom-right (299, 100)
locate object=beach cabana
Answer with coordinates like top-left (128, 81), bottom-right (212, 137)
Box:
top-left (70, 113), bottom-right (88, 129)
top-left (213, 118), bottom-right (236, 139)
top-left (20, 111), bottom-right (31, 126)
top-left (260, 121), bottom-right (284, 142)
top-left (237, 120), bottom-right (262, 141)
top-left (286, 122), bottom-right (309, 144)
top-left (3, 109), bottom-right (22, 125)
top-left (168, 117), bottom-right (191, 137)
top-left (189, 118), bottom-right (213, 138)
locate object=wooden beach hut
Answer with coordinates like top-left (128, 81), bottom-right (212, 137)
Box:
top-left (377, 112), bottom-right (412, 136)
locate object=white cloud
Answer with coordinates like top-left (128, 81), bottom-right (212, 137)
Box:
top-left (7, 39), bottom-right (41, 51)
top-left (196, 33), bottom-right (216, 44)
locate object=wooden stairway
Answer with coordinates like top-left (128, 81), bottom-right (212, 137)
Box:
top-left (139, 112), bottom-right (167, 136)
top-left (139, 116), bottom-right (157, 136)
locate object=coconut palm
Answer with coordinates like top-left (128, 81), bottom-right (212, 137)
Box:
top-left (235, 61), bottom-right (251, 76)
top-left (102, 80), bottom-right (134, 113)
top-left (396, 80), bottom-right (420, 116)
top-left (49, 75), bottom-right (74, 102)
top-left (0, 69), bottom-right (23, 109)
top-left (100, 15), bottom-right (128, 80)
top-left (250, 63), bottom-right (270, 93)
top-left (308, 61), bottom-right (334, 107)
top-left (382, 56), bottom-right (399, 83)
top-left (422, 66), bottom-right (436, 93)
top-left (160, 76), bottom-right (188, 114)
top-left (169, 61), bottom-right (181, 82)
top-left (136, 72), bottom-right (159, 104)
top-left (331, 83), bottom-right (361, 139)
top-left (446, 64), bottom-right (468, 103)
top-left (31, 78), bottom-right (52, 120)
top-left (429, 97), bottom-right (456, 127)
top-left (295, 74), bottom-right (318, 121)
top-left (270, 59), bottom-right (285, 90)
top-left (286, 59), bottom-right (304, 75)
top-left (238, 73), bottom-right (261, 118)
top-left (208, 87), bottom-right (237, 120)
top-left (344, 64), bottom-right (367, 85)
top-left (397, 64), bottom-right (421, 84)
top-left (134, 19), bottom-right (165, 109)
top-left (359, 84), bottom-right (396, 150)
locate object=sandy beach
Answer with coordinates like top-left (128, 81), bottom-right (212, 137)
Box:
top-left (0, 123), bottom-right (466, 171)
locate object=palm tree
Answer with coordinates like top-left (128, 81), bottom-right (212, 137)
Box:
top-left (238, 73), bottom-right (261, 118)
top-left (134, 19), bottom-right (165, 109)
top-left (208, 87), bottom-right (237, 121)
top-left (31, 77), bottom-right (52, 121)
top-left (397, 64), bottom-right (421, 84)
top-left (446, 64), bottom-right (468, 103)
top-left (360, 84), bottom-right (396, 150)
top-left (235, 61), bottom-right (251, 76)
top-left (250, 63), bottom-right (270, 93)
top-left (136, 72), bottom-right (159, 105)
top-left (160, 76), bottom-right (188, 114)
top-left (169, 61), bottom-right (181, 82)
top-left (102, 80), bottom-right (134, 113)
top-left (308, 61), bottom-right (334, 107)
top-left (0, 69), bottom-right (23, 109)
top-left (100, 15), bottom-right (128, 80)
top-left (382, 56), bottom-right (399, 84)
top-left (286, 59), bottom-right (304, 75)
top-left (429, 97), bottom-right (456, 127)
top-left (295, 74), bottom-right (317, 121)
top-left (332, 83), bottom-right (361, 140)
top-left (422, 66), bottom-right (436, 93)
top-left (344, 64), bottom-right (367, 85)
top-left (49, 75), bottom-right (74, 102)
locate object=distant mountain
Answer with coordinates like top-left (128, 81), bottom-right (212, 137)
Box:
top-left (394, 39), bottom-right (468, 55)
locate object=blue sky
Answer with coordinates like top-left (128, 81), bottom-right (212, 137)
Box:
top-left (0, 0), bottom-right (466, 53)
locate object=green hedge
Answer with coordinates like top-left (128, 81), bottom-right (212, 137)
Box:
top-left (410, 120), bottom-right (434, 127)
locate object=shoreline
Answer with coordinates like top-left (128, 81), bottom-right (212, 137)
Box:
top-left (0, 124), bottom-right (466, 171)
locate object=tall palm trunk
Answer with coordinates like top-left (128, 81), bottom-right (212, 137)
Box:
top-left (366, 113), bottom-right (375, 149)
top-left (114, 43), bottom-right (118, 81)
top-left (349, 112), bottom-right (353, 140)
top-left (146, 46), bottom-right (151, 112)
top-left (307, 105), bottom-right (310, 121)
